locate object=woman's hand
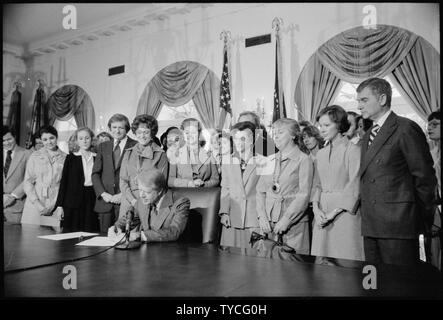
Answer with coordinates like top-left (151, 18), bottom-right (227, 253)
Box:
top-left (194, 179), bottom-right (205, 187)
top-left (54, 207), bottom-right (64, 220)
top-left (220, 214), bottom-right (231, 228)
top-left (187, 180), bottom-right (196, 187)
top-left (313, 205), bottom-right (328, 228)
top-left (36, 201), bottom-right (50, 215)
top-left (325, 209), bottom-right (343, 223)
top-left (273, 216), bottom-right (291, 234)
top-left (259, 216), bottom-right (272, 234)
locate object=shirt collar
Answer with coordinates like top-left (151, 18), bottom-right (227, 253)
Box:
top-left (4, 145), bottom-right (16, 155)
top-left (115, 136), bottom-right (128, 148)
top-left (374, 109), bottom-right (392, 128)
top-left (74, 151), bottom-right (96, 160)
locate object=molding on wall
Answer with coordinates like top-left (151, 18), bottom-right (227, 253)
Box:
top-left (9, 3), bottom-right (214, 59)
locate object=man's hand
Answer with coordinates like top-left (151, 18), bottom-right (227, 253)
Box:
top-left (220, 214), bottom-right (231, 228)
top-left (3, 194), bottom-right (15, 208)
top-left (108, 225), bottom-right (123, 238)
top-left (101, 192), bottom-right (113, 203)
top-left (111, 193), bottom-right (122, 204)
top-left (273, 216), bottom-right (291, 234)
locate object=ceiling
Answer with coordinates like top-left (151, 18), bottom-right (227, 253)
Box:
top-left (3, 3), bottom-right (189, 47)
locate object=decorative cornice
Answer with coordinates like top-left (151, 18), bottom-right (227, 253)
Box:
top-left (14, 3), bottom-right (214, 58)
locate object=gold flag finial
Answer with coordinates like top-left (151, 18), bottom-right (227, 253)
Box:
top-left (272, 17), bottom-right (284, 33)
top-left (219, 30), bottom-right (231, 44)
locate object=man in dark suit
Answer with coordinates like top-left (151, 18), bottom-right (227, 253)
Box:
top-left (3, 126), bottom-right (32, 223)
top-left (109, 169), bottom-right (190, 242)
top-left (357, 78), bottom-right (437, 266)
top-left (92, 114), bottom-right (137, 233)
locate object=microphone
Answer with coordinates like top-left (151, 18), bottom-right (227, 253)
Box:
top-left (115, 207), bottom-right (141, 250)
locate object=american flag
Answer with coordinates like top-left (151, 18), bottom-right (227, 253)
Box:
top-left (220, 47), bottom-right (232, 115)
top-left (273, 39), bottom-right (287, 122)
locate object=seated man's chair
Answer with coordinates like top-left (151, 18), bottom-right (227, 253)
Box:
top-left (172, 187), bottom-right (221, 244)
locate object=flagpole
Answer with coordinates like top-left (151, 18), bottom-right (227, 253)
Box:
top-left (272, 17), bottom-right (287, 122)
top-left (219, 30), bottom-right (233, 129)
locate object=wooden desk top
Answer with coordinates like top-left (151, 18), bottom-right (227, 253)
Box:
top-left (3, 224), bottom-right (442, 297)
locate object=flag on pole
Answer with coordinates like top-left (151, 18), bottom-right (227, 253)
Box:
top-left (220, 47), bottom-right (232, 115)
top-left (272, 35), bottom-right (287, 122)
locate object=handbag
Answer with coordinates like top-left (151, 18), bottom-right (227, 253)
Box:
top-left (249, 231), bottom-right (299, 261)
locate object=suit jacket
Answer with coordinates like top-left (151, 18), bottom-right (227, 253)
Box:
top-left (219, 154), bottom-right (266, 228)
top-left (91, 136), bottom-right (137, 213)
top-left (360, 112), bottom-right (437, 239)
top-left (256, 146), bottom-right (313, 224)
top-left (55, 152), bottom-right (95, 209)
top-left (3, 146), bottom-right (32, 213)
top-left (115, 190), bottom-right (190, 242)
top-left (168, 146), bottom-right (220, 188)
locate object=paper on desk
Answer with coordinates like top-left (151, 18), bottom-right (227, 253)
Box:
top-left (38, 232), bottom-right (99, 241)
top-left (75, 235), bottom-right (125, 247)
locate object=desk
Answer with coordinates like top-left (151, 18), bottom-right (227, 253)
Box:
top-left (4, 224), bottom-right (442, 297)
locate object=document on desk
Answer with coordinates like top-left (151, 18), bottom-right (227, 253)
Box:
top-left (38, 232), bottom-right (99, 241)
top-left (76, 236), bottom-right (125, 247)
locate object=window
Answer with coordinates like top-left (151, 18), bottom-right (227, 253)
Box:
top-left (53, 117), bottom-right (77, 154)
top-left (333, 76), bottom-right (427, 133)
top-left (156, 100), bottom-right (204, 137)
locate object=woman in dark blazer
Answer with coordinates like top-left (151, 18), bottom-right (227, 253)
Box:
top-left (55, 127), bottom-right (99, 232)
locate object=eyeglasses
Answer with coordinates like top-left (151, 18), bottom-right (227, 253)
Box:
top-left (135, 129), bottom-right (151, 136)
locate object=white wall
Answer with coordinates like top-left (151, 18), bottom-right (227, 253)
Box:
top-left (3, 3), bottom-right (440, 143)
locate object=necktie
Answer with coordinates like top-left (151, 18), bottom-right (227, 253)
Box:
top-left (4, 150), bottom-right (12, 178)
top-left (113, 141), bottom-right (121, 166)
top-left (368, 124), bottom-right (380, 147)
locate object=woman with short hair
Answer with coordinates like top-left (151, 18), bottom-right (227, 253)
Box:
top-left (256, 118), bottom-right (314, 253)
top-left (219, 121), bottom-right (265, 248)
top-left (311, 105), bottom-right (364, 261)
top-left (119, 114), bottom-right (169, 219)
top-left (55, 127), bottom-right (99, 232)
top-left (21, 125), bottom-right (67, 228)
top-left (168, 118), bottom-right (219, 188)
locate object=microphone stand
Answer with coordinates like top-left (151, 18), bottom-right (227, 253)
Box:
top-left (115, 208), bottom-right (142, 250)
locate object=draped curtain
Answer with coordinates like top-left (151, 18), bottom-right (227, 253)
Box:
top-left (294, 54), bottom-right (341, 122)
top-left (294, 25), bottom-right (439, 122)
top-left (137, 61), bottom-right (225, 129)
top-left (390, 37), bottom-right (440, 119)
top-left (317, 25), bottom-right (418, 83)
top-left (47, 85), bottom-right (95, 130)
top-left (25, 86), bottom-right (48, 148)
top-left (7, 88), bottom-right (22, 142)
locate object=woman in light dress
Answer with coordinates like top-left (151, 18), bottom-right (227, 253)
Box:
top-left (311, 105), bottom-right (364, 261)
top-left (21, 125), bottom-right (67, 228)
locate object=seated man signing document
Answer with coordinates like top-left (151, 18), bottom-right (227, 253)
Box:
top-left (108, 169), bottom-right (190, 242)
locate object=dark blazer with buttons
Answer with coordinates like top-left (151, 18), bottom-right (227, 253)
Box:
top-left (359, 112), bottom-right (437, 239)
top-left (55, 153), bottom-right (94, 209)
top-left (92, 137), bottom-right (137, 213)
